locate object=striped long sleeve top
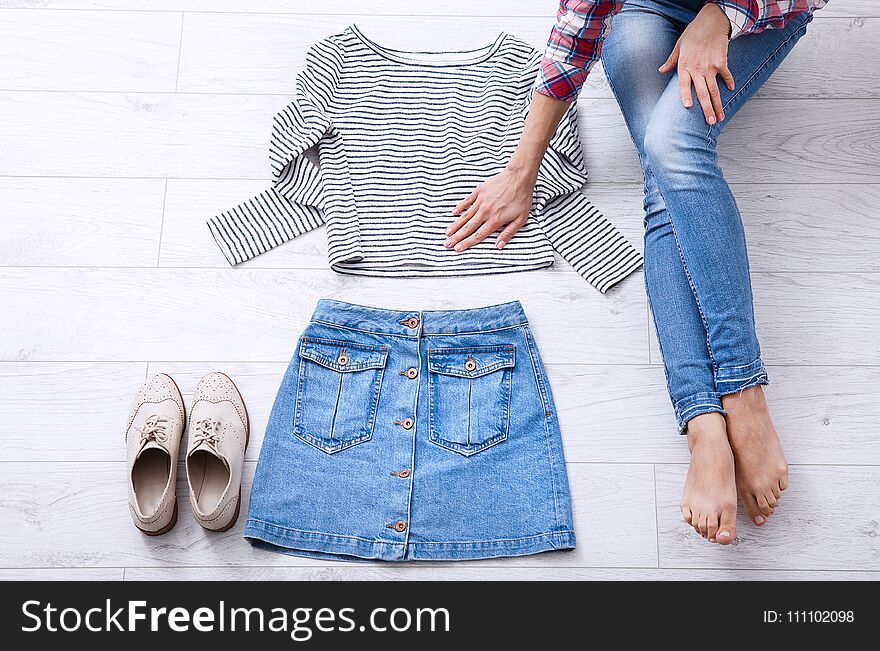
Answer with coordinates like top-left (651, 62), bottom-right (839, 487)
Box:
top-left (208, 25), bottom-right (643, 293)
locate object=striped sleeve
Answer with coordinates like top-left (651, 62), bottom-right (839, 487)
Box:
top-left (527, 101), bottom-right (643, 293)
top-left (537, 191), bottom-right (643, 293)
top-left (207, 38), bottom-right (344, 265)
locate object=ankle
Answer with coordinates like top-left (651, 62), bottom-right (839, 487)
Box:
top-left (686, 413), bottom-right (729, 452)
top-left (721, 385), bottom-right (767, 415)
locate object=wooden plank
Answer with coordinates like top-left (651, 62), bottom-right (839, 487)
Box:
top-left (0, 268), bottom-right (649, 364)
top-left (588, 184), bottom-right (880, 274)
top-left (752, 273), bottom-right (880, 365)
top-left (0, 178), bottom-right (166, 266)
top-left (0, 362), bottom-right (147, 462)
top-left (0, 461), bottom-right (656, 568)
top-left (0, 568), bottom-right (123, 580)
top-left (2, 1), bottom-right (873, 18)
top-left (5, 270), bottom-right (877, 366)
top-left (123, 566), bottom-right (879, 581)
top-left (159, 179), bottom-right (329, 268)
top-left (553, 365), bottom-right (880, 465)
top-left (0, 91), bottom-right (287, 178)
top-left (5, 362), bottom-right (873, 466)
top-left (577, 98), bottom-right (880, 184)
top-left (0, 93), bottom-right (875, 183)
top-left (656, 464), bottom-right (880, 570)
top-left (177, 14), bottom-right (878, 99)
top-left (0, 10), bottom-right (181, 92)
top-left (647, 272), bottom-right (880, 366)
top-left (5, 178), bottom-right (875, 273)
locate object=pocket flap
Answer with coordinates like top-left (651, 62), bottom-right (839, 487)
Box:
top-left (428, 345), bottom-right (515, 378)
top-left (299, 337), bottom-right (388, 372)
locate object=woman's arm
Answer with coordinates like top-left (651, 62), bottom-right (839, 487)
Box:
top-left (444, 92), bottom-right (570, 251)
top-left (445, 0), bottom-right (621, 252)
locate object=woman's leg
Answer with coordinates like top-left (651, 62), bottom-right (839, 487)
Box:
top-left (640, 12), bottom-right (813, 525)
top-left (602, 1), bottom-right (738, 544)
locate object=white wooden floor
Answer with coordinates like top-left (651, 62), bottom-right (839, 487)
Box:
top-left (1, 0), bottom-right (878, 582)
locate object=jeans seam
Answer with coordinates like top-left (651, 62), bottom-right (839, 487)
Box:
top-left (523, 326), bottom-right (562, 530)
top-left (718, 360), bottom-right (764, 371)
top-left (647, 166), bottom-right (718, 371)
top-left (604, 62), bottom-right (655, 217)
top-left (724, 20), bottom-right (810, 113)
top-left (717, 370), bottom-right (765, 385)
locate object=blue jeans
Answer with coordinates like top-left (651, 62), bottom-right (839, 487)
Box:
top-left (601, 0), bottom-right (812, 431)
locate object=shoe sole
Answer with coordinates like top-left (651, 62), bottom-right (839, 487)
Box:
top-left (195, 371), bottom-right (250, 533)
top-left (130, 373), bottom-right (186, 536)
top-left (136, 499), bottom-right (178, 536)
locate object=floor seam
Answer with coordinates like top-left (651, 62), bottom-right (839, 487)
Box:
top-left (174, 13), bottom-right (185, 92)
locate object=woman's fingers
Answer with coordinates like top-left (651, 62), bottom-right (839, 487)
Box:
top-left (495, 215), bottom-right (527, 250)
top-left (451, 189), bottom-right (477, 216)
top-left (678, 68), bottom-right (694, 109)
top-left (706, 74), bottom-right (725, 122)
top-left (444, 203), bottom-right (480, 244)
top-left (719, 63), bottom-right (735, 91)
top-left (455, 220), bottom-right (497, 251)
top-left (691, 74), bottom-right (717, 124)
top-left (658, 40), bottom-right (681, 74)
top-left (445, 208), bottom-right (475, 238)
top-left (445, 215), bottom-right (484, 249)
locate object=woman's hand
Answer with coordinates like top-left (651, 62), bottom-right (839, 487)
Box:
top-left (659, 3), bottom-right (735, 125)
top-left (444, 164), bottom-right (537, 251)
top-left (445, 91), bottom-right (570, 252)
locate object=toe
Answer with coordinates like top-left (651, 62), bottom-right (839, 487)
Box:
top-left (717, 505), bottom-right (736, 545)
top-left (697, 514), bottom-right (709, 539)
top-left (707, 514), bottom-right (720, 543)
top-left (771, 484), bottom-right (781, 500)
top-left (742, 492), bottom-right (766, 526)
top-left (757, 494), bottom-right (774, 519)
top-left (779, 475), bottom-right (789, 491)
top-left (681, 505), bottom-right (693, 525)
top-left (766, 492), bottom-right (779, 509)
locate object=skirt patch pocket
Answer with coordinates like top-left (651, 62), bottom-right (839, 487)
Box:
top-left (293, 337), bottom-right (389, 454)
top-left (427, 345), bottom-right (515, 457)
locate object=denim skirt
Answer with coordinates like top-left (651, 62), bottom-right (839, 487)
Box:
top-left (244, 299), bottom-right (575, 561)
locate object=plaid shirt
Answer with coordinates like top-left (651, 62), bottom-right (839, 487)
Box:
top-left (538, 0), bottom-right (828, 102)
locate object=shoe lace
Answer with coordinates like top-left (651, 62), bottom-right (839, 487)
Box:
top-left (136, 415), bottom-right (169, 447)
top-left (192, 418), bottom-right (222, 452)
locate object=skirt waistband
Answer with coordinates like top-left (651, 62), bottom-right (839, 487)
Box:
top-left (311, 299), bottom-right (528, 336)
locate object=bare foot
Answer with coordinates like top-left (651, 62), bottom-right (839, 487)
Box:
top-left (722, 385), bottom-right (788, 527)
top-left (681, 413), bottom-right (737, 544)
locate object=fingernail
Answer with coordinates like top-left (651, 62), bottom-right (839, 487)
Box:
top-left (443, 239), bottom-right (452, 248)
top-left (685, 102), bottom-right (692, 108)
top-left (709, 538), bottom-right (716, 543)
top-left (754, 515), bottom-right (765, 525)
top-left (718, 530), bottom-right (731, 539)
top-left (708, 116), bottom-right (716, 125)
top-left (454, 244), bottom-right (463, 252)
top-left (496, 240), bottom-right (506, 250)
